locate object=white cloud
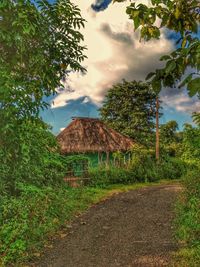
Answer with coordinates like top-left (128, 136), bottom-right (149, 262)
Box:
top-left (161, 88), bottom-right (200, 114)
top-left (52, 0), bottom-right (172, 108)
top-left (52, 1), bottom-right (175, 109)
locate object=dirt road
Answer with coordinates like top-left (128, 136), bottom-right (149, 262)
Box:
top-left (37, 184), bottom-right (182, 267)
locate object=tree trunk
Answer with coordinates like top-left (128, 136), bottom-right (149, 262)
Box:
top-left (156, 96), bottom-right (160, 163)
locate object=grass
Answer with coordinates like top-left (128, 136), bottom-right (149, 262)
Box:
top-left (172, 169), bottom-right (200, 267)
top-left (172, 247), bottom-right (200, 267)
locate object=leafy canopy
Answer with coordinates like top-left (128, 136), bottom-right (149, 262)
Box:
top-left (160, 120), bottom-right (179, 144)
top-left (0, 0), bottom-right (86, 120)
top-left (181, 123), bottom-right (200, 159)
top-left (114, 0), bottom-right (200, 96)
top-left (100, 80), bottom-right (159, 145)
top-left (0, 0), bottom-right (86, 193)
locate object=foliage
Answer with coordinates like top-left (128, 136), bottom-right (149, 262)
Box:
top-left (192, 112), bottom-right (200, 127)
top-left (160, 120), bottom-right (179, 145)
top-left (100, 80), bottom-right (160, 145)
top-left (159, 120), bottom-right (183, 157)
top-left (0, 0), bottom-right (86, 120)
top-left (63, 155), bottom-right (90, 177)
top-left (181, 123), bottom-right (200, 160)
top-left (114, 0), bottom-right (200, 96)
top-left (89, 148), bottom-right (186, 187)
top-left (0, 184), bottom-right (110, 266)
top-left (89, 166), bottom-right (137, 187)
top-left (0, 119), bottom-right (66, 195)
top-left (0, 0), bottom-right (86, 193)
top-left (175, 168), bottom-right (200, 266)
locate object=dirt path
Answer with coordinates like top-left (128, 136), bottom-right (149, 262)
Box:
top-left (36, 184), bottom-right (182, 267)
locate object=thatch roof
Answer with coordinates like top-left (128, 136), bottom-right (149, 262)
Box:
top-left (57, 117), bottom-right (134, 154)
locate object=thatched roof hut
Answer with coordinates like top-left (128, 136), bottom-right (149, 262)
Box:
top-left (57, 117), bottom-right (134, 154)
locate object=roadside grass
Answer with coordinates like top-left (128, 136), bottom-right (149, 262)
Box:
top-left (172, 169), bottom-right (200, 267)
top-left (172, 247), bottom-right (200, 267)
top-left (0, 179), bottom-right (179, 266)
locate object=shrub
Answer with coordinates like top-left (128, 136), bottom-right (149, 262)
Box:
top-left (89, 166), bottom-right (137, 188)
top-left (0, 119), bottom-right (69, 196)
top-left (0, 184), bottom-right (107, 266)
top-left (175, 169), bottom-right (200, 266)
top-left (158, 157), bottom-right (187, 180)
top-left (88, 156), bottom-right (186, 187)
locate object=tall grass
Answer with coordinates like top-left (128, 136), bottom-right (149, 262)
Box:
top-left (174, 169), bottom-right (200, 267)
top-left (88, 157), bottom-right (186, 187)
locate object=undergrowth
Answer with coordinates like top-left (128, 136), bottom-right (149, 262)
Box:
top-left (174, 168), bottom-right (200, 267)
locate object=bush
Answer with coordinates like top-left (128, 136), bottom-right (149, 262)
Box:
top-left (88, 156), bottom-right (186, 187)
top-left (89, 166), bottom-right (137, 188)
top-left (158, 157), bottom-right (187, 180)
top-left (0, 184), bottom-right (107, 266)
top-left (175, 168), bottom-right (200, 266)
top-left (0, 122), bottom-right (68, 196)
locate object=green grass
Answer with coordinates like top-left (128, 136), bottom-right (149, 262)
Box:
top-left (173, 169), bottom-right (200, 267)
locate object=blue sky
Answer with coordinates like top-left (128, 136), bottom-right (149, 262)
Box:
top-left (41, 0), bottom-right (199, 135)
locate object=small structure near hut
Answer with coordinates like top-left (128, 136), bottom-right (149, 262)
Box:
top-left (57, 117), bottom-right (134, 186)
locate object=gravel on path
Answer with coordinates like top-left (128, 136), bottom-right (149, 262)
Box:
top-left (35, 184), bottom-right (182, 267)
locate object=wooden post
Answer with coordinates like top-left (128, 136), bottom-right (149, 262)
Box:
top-left (106, 151), bottom-right (110, 166)
top-left (98, 152), bottom-right (101, 165)
top-left (156, 96), bottom-right (160, 163)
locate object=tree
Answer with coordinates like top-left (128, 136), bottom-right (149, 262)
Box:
top-left (100, 80), bottom-right (159, 145)
top-left (160, 120), bottom-right (179, 144)
top-left (114, 0), bottom-right (200, 96)
top-left (181, 123), bottom-right (200, 159)
top-left (0, 0), bottom-right (86, 120)
top-left (159, 120), bottom-right (181, 156)
top-left (0, 0), bottom-right (86, 190)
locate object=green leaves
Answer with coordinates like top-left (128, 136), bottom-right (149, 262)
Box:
top-left (0, 0), bottom-right (86, 120)
top-left (0, 0), bottom-right (87, 192)
top-left (188, 78), bottom-right (200, 97)
top-left (114, 0), bottom-right (200, 96)
top-left (165, 60), bottom-right (176, 75)
top-left (192, 112), bottom-right (200, 127)
top-left (100, 80), bottom-right (159, 145)
top-left (152, 78), bottom-right (161, 94)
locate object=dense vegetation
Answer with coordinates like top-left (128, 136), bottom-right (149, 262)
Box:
top-left (89, 148), bottom-right (186, 187)
top-left (1, 117), bottom-right (199, 265)
top-left (100, 80), bottom-right (159, 145)
top-left (175, 169), bottom-right (200, 267)
top-left (0, 1), bottom-right (87, 265)
top-left (0, 0), bottom-right (86, 193)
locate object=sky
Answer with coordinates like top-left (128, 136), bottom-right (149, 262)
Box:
top-left (41, 0), bottom-right (200, 135)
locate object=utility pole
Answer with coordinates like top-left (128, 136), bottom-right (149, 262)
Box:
top-left (156, 96), bottom-right (160, 163)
